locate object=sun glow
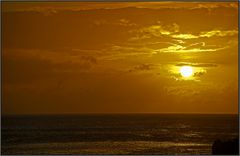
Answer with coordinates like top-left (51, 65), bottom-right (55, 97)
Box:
top-left (180, 66), bottom-right (193, 77)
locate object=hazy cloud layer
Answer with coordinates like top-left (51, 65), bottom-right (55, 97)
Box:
top-left (2, 2), bottom-right (238, 114)
top-left (3, 2), bottom-right (238, 12)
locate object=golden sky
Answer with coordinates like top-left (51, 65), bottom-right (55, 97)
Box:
top-left (2, 2), bottom-right (238, 114)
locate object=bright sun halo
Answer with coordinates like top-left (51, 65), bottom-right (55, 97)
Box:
top-left (180, 66), bottom-right (193, 77)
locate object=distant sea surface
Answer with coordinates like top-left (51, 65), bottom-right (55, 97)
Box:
top-left (2, 114), bottom-right (238, 154)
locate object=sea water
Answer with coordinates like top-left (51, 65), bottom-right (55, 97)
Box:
top-left (1, 114), bottom-right (238, 154)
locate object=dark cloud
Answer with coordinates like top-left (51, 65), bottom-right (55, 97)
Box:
top-left (81, 55), bottom-right (98, 64)
top-left (129, 64), bottom-right (155, 72)
top-left (194, 71), bottom-right (206, 77)
top-left (175, 62), bottom-right (218, 67)
top-left (3, 50), bottom-right (98, 85)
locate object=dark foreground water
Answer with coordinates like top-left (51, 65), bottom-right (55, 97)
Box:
top-left (1, 114), bottom-right (238, 154)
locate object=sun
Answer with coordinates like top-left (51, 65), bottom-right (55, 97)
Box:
top-left (180, 66), bottom-right (193, 77)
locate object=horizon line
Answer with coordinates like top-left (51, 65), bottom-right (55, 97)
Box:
top-left (2, 112), bottom-right (239, 116)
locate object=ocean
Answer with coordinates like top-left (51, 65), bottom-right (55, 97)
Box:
top-left (1, 114), bottom-right (238, 155)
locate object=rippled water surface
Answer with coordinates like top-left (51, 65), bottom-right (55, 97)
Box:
top-left (2, 114), bottom-right (238, 154)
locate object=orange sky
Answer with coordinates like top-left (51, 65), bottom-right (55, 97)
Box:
top-left (2, 2), bottom-right (238, 114)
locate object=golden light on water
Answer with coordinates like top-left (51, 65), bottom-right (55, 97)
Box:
top-left (180, 66), bottom-right (193, 78)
